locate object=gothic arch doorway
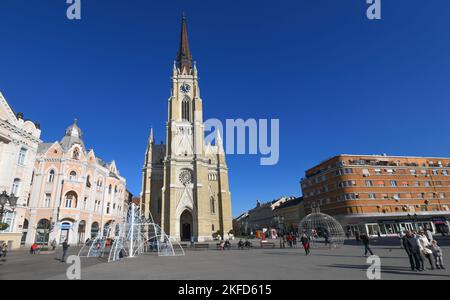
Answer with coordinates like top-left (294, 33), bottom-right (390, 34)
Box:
top-left (180, 210), bottom-right (193, 241)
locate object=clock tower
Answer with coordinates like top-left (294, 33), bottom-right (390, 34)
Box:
top-left (141, 15), bottom-right (233, 242)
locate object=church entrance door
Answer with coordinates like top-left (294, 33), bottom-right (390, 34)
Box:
top-left (180, 210), bottom-right (193, 241)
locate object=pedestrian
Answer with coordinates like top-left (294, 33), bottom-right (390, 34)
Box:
top-left (403, 231), bottom-right (422, 271)
top-left (323, 231), bottom-right (330, 247)
top-left (190, 236), bottom-right (195, 248)
top-left (300, 233), bottom-right (310, 256)
top-left (30, 243), bottom-right (38, 255)
top-left (119, 248), bottom-right (125, 261)
top-left (51, 239), bottom-right (57, 251)
top-left (417, 231), bottom-right (435, 270)
top-left (287, 234), bottom-right (293, 248)
top-left (431, 240), bottom-right (445, 270)
top-left (1, 243), bottom-right (8, 258)
top-left (292, 234), bottom-right (298, 248)
top-left (425, 227), bottom-right (434, 243)
top-left (398, 231), bottom-right (405, 249)
top-left (355, 230), bottom-right (360, 241)
top-left (61, 240), bottom-right (70, 263)
top-left (360, 233), bottom-right (374, 257)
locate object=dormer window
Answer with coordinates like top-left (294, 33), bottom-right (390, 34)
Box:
top-left (73, 148), bottom-right (80, 160)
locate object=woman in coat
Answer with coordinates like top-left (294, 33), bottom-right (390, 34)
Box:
top-left (417, 231), bottom-right (435, 270)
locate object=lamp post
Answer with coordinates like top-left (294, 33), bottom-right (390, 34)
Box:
top-left (0, 191), bottom-right (18, 225)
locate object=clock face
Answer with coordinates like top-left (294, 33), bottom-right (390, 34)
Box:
top-left (180, 83), bottom-right (191, 94)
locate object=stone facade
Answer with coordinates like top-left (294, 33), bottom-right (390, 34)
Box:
top-left (0, 92), bottom-right (41, 249)
top-left (141, 16), bottom-right (233, 242)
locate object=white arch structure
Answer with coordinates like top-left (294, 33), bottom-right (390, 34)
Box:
top-left (108, 203), bottom-right (185, 263)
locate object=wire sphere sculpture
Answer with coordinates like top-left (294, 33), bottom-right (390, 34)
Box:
top-left (299, 206), bottom-right (345, 249)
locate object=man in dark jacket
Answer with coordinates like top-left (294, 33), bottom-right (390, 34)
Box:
top-left (61, 240), bottom-right (70, 263)
top-left (360, 233), bottom-right (374, 257)
top-left (403, 231), bottom-right (423, 271)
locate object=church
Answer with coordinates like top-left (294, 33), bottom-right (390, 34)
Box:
top-left (141, 16), bottom-right (233, 242)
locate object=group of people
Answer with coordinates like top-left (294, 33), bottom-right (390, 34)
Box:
top-left (218, 240), bottom-right (232, 250)
top-left (401, 230), bottom-right (445, 271)
top-left (279, 233), bottom-right (298, 249)
top-left (237, 239), bottom-right (252, 250)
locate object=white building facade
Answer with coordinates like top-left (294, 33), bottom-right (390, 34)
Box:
top-left (0, 92), bottom-right (41, 249)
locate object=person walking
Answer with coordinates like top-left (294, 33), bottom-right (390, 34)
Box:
top-left (360, 233), bottom-right (374, 257)
top-left (431, 240), bottom-right (445, 270)
top-left (1, 243), bottom-right (8, 258)
top-left (300, 234), bottom-right (310, 256)
top-left (61, 240), bottom-right (70, 263)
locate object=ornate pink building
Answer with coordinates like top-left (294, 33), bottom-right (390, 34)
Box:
top-left (25, 120), bottom-right (127, 246)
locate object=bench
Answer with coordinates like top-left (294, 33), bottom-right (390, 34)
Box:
top-left (260, 242), bottom-right (276, 249)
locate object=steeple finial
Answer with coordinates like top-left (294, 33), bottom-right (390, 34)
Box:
top-left (176, 13), bottom-right (193, 72)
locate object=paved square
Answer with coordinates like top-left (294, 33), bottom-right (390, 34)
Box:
top-left (1, 237), bottom-right (449, 280)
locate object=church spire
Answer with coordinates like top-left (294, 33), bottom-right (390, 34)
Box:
top-left (176, 13), bottom-right (193, 73)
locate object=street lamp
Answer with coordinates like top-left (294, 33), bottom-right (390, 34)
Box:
top-left (0, 191), bottom-right (18, 221)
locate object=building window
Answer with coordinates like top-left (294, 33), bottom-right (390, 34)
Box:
top-left (11, 179), bottom-right (20, 195)
top-left (365, 180), bottom-right (373, 187)
top-left (182, 96), bottom-right (191, 122)
top-left (44, 193), bottom-right (51, 208)
top-left (369, 193), bottom-right (376, 199)
top-left (108, 185), bottom-right (112, 194)
top-left (64, 192), bottom-right (77, 208)
top-left (69, 171), bottom-right (77, 181)
top-left (0, 212), bottom-right (15, 233)
top-left (48, 170), bottom-right (55, 183)
top-left (18, 148), bottom-right (27, 165)
top-left (374, 169), bottom-right (382, 175)
top-left (107, 203), bottom-right (110, 214)
top-left (443, 170), bottom-right (448, 176)
top-left (86, 175), bottom-right (91, 188)
top-left (390, 180), bottom-right (398, 187)
top-left (212, 224), bottom-right (215, 231)
top-left (83, 197), bottom-right (88, 210)
top-left (210, 196), bottom-right (215, 214)
top-left (424, 182), bottom-right (431, 187)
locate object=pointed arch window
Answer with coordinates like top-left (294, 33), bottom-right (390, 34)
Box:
top-left (48, 170), bottom-right (55, 183)
top-left (210, 196), bottom-right (215, 214)
top-left (182, 96), bottom-right (191, 122)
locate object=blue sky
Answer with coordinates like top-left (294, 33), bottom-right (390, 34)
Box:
top-left (1, 1), bottom-right (450, 217)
